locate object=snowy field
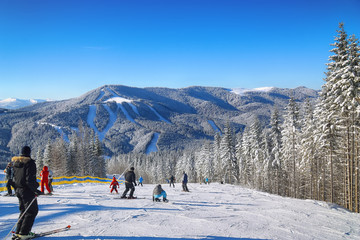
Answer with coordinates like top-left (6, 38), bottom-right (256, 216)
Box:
top-left (1, 182), bottom-right (360, 240)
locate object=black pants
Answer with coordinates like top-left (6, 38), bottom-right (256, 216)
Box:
top-left (122, 182), bottom-right (135, 197)
top-left (182, 182), bottom-right (189, 192)
top-left (16, 188), bottom-right (38, 235)
top-left (6, 179), bottom-right (16, 195)
top-left (170, 181), bottom-right (175, 188)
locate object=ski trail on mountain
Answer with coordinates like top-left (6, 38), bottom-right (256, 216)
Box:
top-left (87, 104), bottom-right (117, 141)
top-left (145, 132), bottom-right (159, 154)
top-left (147, 105), bottom-right (171, 123)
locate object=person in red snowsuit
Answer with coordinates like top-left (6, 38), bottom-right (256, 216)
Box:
top-left (110, 176), bottom-right (119, 193)
top-left (40, 166), bottom-right (51, 194)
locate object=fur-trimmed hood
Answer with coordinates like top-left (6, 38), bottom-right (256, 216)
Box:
top-left (12, 156), bottom-right (31, 164)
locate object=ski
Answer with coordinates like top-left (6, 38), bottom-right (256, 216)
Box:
top-left (12, 225), bottom-right (71, 239)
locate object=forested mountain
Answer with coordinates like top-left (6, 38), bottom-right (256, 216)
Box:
top-left (0, 85), bottom-right (318, 166)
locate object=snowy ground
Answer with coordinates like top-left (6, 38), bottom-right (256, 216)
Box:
top-left (1, 182), bottom-right (360, 240)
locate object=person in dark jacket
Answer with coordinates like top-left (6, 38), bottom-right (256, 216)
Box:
top-left (121, 167), bottom-right (137, 199)
top-left (4, 162), bottom-right (16, 196)
top-left (12, 146), bottom-right (41, 240)
top-left (182, 172), bottom-right (189, 192)
top-left (153, 184), bottom-right (168, 202)
top-left (169, 175), bottom-right (175, 188)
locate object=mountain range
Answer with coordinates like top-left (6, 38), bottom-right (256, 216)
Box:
top-left (0, 98), bottom-right (50, 110)
top-left (0, 85), bottom-right (319, 165)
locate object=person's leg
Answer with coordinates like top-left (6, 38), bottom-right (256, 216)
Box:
top-left (19, 191), bottom-right (38, 235)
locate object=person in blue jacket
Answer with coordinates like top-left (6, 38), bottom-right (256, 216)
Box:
top-left (153, 184), bottom-right (168, 202)
top-left (138, 176), bottom-right (143, 187)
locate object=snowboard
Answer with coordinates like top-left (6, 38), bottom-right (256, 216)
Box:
top-left (12, 225), bottom-right (71, 239)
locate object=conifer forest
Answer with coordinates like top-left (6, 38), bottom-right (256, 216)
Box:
top-left (40, 23), bottom-right (360, 213)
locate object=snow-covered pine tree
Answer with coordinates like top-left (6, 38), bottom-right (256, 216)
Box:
top-left (320, 23), bottom-right (351, 205)
top-left (43, 140), bottom-right (52, 169)
top-left (35, 147), bottom-right (44, 175)
top-left (213, 132), bottom-right (223, 182)
top-left (220, 122), bottom-right (238, 184)
top-left (269, 108), bottom-right (283, 195)
top-left (51, 137), bottom-right (68, 177)
top-left (196, 141), bottom-right (214, 183)
top-left (248, 116), bottom-right (265, 190)
top-left (281, 97), bottom-right (301, 198)
top-left (299, 99), bottom-right (317, 199)
top-left (238, 126), bottom-right (252, 186)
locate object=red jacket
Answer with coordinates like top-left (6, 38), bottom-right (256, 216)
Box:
top-left (40, 166), bottom-right (49, 181)
top-left (110, 177), bottom-right (119, 188)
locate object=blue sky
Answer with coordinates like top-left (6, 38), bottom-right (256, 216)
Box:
top-left (1, 0), bottom-right (360, 100)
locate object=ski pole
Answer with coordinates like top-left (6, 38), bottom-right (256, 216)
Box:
top-left (4, 196), bottom-right (37, 240)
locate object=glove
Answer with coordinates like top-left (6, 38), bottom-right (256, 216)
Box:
top-left (134, 183), bottom-right (137, 186)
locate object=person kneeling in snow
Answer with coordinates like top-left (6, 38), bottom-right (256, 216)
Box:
top-left (153, 184), bottom-right (168, 202)
top-left (110, 176), bottom-right (119, 194)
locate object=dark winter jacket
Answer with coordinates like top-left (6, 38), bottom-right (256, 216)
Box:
top-left (124, 170), bottom-right (136, 184)
top-left (170, 176), bottom-right (175, 182)
top-left (12, 156), bottom-right (39, 193)
top-left (153, 184), bottom-right (164, 195)
top-left (183, 173), bottom-right (188, 184)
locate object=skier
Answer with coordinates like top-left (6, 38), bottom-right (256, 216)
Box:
top-left (109, 176), bottom-right (119, 194)
top-left (138, 176), bottom-right (143, 186)
top-left (40, 166), bottom-right (51, 195)
top-left (205, 177), bottom-right (209, 185)
top-left (12, 146), bottom-right (41, 240)
top-left (153, 184), bottom-right (168, 202)
top-left (4, 162), bottom-right (16, 196)
top-left (169, 175), bottom-right (175, 188)
top-left (121, 167), bottom-right (137, 199)
top-left (48, 168), bottom-right (54, 192)
top-left (182, 172), bottom-right (189, 192)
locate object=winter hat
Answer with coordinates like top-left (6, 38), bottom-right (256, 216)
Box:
top-left (130, 167), bottom-right (134, 171)
top-left (21, 146), bottom-right (31, 157)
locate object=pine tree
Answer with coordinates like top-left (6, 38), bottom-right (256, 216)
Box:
top-left (281, 97), bottom-right (301, 198)
top-left (220, 122), bottom-right (238, 184)
top-left (269, 108), bottom-right (283, 195)
top-left (300, 99), bottom-right (317, 199)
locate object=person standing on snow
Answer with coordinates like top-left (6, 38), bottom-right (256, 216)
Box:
top-left (48, 168), bottom-right (53, 192)
top-left (4, 162), bottom-right (16, 196)
top-left (12, 146), bottom-right (41, 240)
top-left (40, 166), bottom-right (51, 195)
top-left (153, 184), bottom-right (168, 202)
top-left (182, 172), bottom-right (189, 192)
top-left (121, 167), bottom-right (137, 199)
top-left (169, 175), bottom-right (175, 188)
top-left (138, 176), bottom-right (143, 186)
top-left (109, 176), bottom-right (119, 194)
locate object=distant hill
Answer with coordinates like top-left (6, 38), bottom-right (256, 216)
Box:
top-left (0, 85), bottom-right (319, 165)
top-left (0, 98), bottom-right (49, 109)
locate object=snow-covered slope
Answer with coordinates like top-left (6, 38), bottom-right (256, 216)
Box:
top-left (0, 98), bottom-right (49, 109)
top-left (1, 182), bottom-right (359, 240)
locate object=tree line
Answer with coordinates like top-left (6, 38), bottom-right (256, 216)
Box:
top-left (35, 120), bottom-right (106, 178)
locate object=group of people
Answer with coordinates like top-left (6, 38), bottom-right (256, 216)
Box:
top-left (4, 145), bottom-right (198, 240)
top-left (109, 169), bottom-right (190, 201)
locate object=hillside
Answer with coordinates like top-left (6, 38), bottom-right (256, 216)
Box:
top-left (0, 85), bottom-right (318, 165)
top-left (0, 181), bottom-right (359, 239)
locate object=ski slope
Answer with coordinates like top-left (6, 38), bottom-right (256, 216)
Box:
top-left (1, 182), bottom-right (360, 240)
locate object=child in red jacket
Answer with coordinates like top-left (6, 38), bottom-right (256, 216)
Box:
top-left (110, 176), bottom-right (119, 193)
top-left (40, 166), bottom-right (52, 194)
